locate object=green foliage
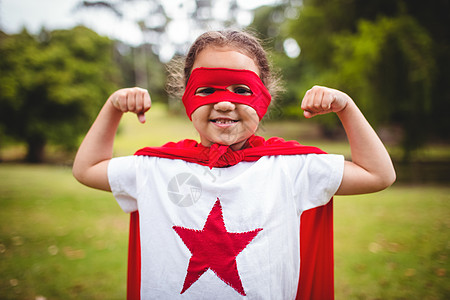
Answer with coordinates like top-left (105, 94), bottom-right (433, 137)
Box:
top-left (331, 16), bottom-right (435, 156)
top-left (0, 27), bottom-right (121, 161)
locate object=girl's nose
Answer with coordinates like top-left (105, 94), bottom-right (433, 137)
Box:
top-left (214, 101), bottom-right (236, 112)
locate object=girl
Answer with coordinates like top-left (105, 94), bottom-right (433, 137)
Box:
top-left (73, 30), bottom-right (395, 299)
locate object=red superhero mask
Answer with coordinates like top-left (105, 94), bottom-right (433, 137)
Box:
top-left (182, 67), bottom-right (272, 120)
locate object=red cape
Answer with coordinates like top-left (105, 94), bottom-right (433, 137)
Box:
top-left (128, 135), bottom-right (334, 299)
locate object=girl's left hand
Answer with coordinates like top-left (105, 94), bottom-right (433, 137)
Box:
top-left (301, 86), bottom-right (351, 118)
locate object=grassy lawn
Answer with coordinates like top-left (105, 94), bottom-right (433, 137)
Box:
top-left (1, 165), bottom-right (448, 299)
top-left (0, 165), bottom-right (129, 299)
top-left (1, 104), bottom-right (449, 299)
top-left (334, 187), bottom-right (449, 299)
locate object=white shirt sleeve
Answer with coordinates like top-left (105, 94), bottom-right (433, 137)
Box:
top-left (288, 154), bottom-right (344, 212)
top-left (108, 156), bottom-right (139, 213)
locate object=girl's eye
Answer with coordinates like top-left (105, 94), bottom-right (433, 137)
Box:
top-left (195, 87), bottom-right (216, 96)
top-left (231, 85), bottom-right (252, 96)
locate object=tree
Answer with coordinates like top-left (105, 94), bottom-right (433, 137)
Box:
top-left (283, 0), bottom-right (448, 159)
top-left (0, 26), bottom-right (120, 162)
top-left (332, 16), bottom-right (435, 159)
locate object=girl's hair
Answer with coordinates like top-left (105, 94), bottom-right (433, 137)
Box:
top-left (166, 30), bottom-right (282, 101)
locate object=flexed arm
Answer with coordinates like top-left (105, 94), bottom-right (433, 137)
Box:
top-left (301, 86), bottom-right (396, 195)
top-left (72, 88), bottom-right (151, 191)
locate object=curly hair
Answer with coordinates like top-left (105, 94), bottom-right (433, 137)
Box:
top-left (166, 30), bottom-right (283, 101)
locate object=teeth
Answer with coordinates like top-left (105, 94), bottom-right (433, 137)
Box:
top-left (213, 119), bottom-right (237, 124)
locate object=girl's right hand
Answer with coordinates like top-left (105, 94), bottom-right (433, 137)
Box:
top-left (108, 87), bottom-right (152, 123)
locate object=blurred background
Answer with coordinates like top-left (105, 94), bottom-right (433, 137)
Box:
top-left (0, 0), bottom-right (449, 299)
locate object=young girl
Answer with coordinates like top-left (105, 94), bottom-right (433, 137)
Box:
top-left (73, 30), bottom-right (395, 299)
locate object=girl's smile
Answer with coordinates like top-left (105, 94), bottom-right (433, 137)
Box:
top-left (210, 118), bottom-right (238, 126)
top-left (191, 100), bottom-right (259, 150)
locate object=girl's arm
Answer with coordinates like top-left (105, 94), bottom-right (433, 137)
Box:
top-left (301, 86), bottom-right (396, 195)
top-left (72, 87), bottom-right (151, 191)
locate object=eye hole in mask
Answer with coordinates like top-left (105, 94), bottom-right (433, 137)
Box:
top-left (232, 85), bottom-right (253, 96)
top-left (195, 87), bottom-right (216, 96)
top-left (195, 84), bottom-right (253, 97)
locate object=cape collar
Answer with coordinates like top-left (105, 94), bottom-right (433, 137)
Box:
top-left (134, 135), bottom-right (326, 169)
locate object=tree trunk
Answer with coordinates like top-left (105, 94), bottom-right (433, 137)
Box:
top-left (26, 137), bottom-right (46, 163)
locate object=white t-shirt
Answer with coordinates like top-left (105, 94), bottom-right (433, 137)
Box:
top-left (108, 154), bottom-right (344, 300)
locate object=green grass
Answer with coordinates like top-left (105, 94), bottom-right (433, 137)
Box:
top-left (334, 187), bottom-right (450, 299)
top-left (1, 165), bottom-right (448, 299)
top-left (0, 164), bottom-right (128, 299)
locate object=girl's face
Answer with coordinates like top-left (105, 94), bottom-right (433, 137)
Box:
top-left (190, 47), bottom-right (261, 150)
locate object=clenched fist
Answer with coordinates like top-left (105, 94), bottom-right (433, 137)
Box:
top-left (108, 87), bottom-right (152, 123)
top-left (301, 86), bottom-right (351, 118)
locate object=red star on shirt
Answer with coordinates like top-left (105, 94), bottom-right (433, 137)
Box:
top-left (173, 198), bottom-right (263, 296)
